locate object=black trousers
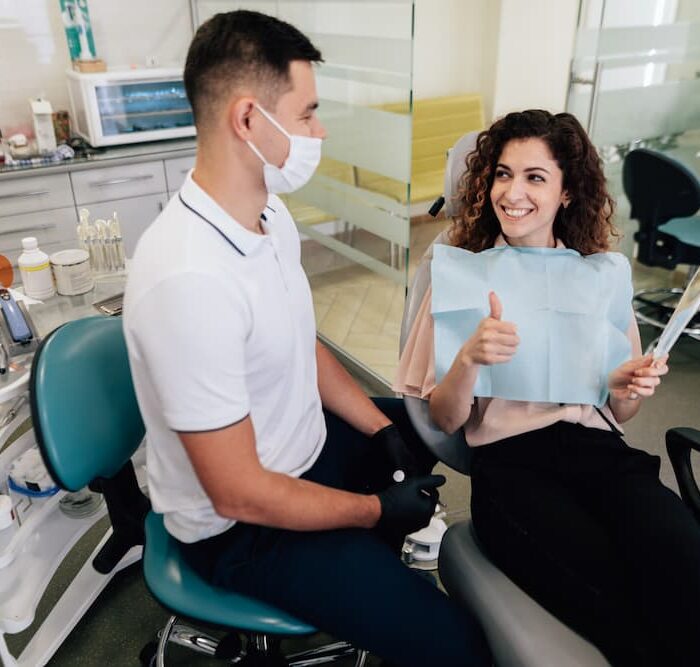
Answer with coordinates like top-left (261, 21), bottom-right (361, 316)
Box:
top-left (181, 397), bottom-right (491, 667)
top-left (470, 421), bottom-right (700, 667)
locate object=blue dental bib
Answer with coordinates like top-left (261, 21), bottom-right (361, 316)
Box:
top-left (431, 244), bottom-right (633, 407)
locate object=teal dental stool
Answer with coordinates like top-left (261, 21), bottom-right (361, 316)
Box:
top-left (30, 316), bottom-right (368, 666)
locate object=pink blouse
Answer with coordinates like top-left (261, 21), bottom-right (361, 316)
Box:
top-left (393, 244), bottom-right (642, 447)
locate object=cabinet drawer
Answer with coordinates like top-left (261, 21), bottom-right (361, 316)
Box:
top-left (0, 174), bottom-right (73, 218)
top-left (164, 155), bottom-right (195, 194)
top-left (86, 193), bottom-right (168, 259)
top-left (71, 161), bottom-right (166, 205)
top-left (0, 207), bottom-right (78, 263)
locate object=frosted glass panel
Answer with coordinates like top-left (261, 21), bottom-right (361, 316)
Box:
top-left (295, 173), bottom-right (410, 245)
top-left (568, 0), bottom-right (700, 147)
top-left (597, 22), bottom-right (700, 63)
top-left (570, 75), bottom-right (700, 146)
top-left (321, 101), bottom-right (411, 181)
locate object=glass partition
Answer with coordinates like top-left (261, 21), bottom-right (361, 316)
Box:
top-left (567, 0), bottom-right (700, 257)
top-left (193, 0), bottom-right (415, 384)
top-left (568, 0), bottom-right (700, 147)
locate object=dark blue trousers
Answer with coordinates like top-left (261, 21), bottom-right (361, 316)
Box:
top-left (181, 397), bottom-right (491, 667)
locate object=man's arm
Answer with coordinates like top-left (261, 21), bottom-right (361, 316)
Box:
top-left (180, 415), bottom-right (381, 530)
top-left (315, 340), bottom-right (390, 436)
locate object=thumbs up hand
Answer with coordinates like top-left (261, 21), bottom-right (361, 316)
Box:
top-left (489, 291), bottom-right (503, 321)
top-left (459, 291), bottom-right (519, 367)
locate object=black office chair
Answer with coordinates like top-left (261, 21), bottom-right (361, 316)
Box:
top-left (667, 428), bottom-right (700, 526)
top-left (622, 148), bottom-right (700, 347)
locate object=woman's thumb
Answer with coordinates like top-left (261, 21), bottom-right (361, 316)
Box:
top-left (489, 291), bottom-right (502, 320)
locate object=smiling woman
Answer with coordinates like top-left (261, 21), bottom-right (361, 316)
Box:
top-left (450, 109), bottom-right (618, 255)
top-left (395, 109), bottom-right (700, 666)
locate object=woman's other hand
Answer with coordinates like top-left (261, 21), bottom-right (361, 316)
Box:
top-left (609, 353), bottom-right (669, 401)
top-left (460, 291), bottom-right (519, 367)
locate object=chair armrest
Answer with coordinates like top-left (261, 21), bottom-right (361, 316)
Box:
top-left (666, 428), bottom-right (700, 525)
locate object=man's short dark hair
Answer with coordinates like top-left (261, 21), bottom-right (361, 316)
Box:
top-left (184, 10), bottom-right (323, 128)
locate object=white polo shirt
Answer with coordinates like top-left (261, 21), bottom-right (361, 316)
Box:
top-left (123, 173), bottom-right (326, 543)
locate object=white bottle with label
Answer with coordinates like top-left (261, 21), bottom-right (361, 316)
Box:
top-left (18, 237), bottom-right (55, 300)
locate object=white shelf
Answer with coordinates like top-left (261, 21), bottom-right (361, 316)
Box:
top-left (0, 491), bottom-right (109, 634)
top-left (0, 396), bottom-right (147, 666)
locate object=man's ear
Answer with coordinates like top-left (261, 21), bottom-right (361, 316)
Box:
top-left (228, 97), bottom-right (256, 141)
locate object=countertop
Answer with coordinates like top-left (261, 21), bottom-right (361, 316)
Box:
top-left (0, 138), bottom-right (196, 181)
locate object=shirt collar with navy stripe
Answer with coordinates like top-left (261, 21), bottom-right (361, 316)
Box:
top-left (178, 170), bottom-right (275, 256)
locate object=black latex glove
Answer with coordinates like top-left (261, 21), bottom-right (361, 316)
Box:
top-left (376, 474), bottom-right (445, 537)
top-left (371, 423), bottom-right (421, 483)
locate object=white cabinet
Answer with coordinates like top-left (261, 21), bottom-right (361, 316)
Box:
top-left (71, 161), bottom-right (167, 205)
top-left (164, 155), bottom-right (195, 196)
top-left (0, 173), bottom-right (72, 218)
top-left (0, 148), bottom-right (194, 270)
top-left (70, 161), bottom-right (170, 258)
top-left (0, 207), bottom-right (79, 273)
top-left (0, 174), bottom-right (77, 281)
top-left (86, 193), bottom-right (169, 258)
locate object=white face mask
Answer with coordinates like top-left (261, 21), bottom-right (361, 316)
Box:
top-left (246, 104), bottom-right (322, 194)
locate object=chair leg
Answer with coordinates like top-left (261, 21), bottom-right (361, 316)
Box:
top-left (287, 640), bottom-right (366, 666)
top-left (154, 622), bottom-right (367, 666)
top-left (354, 649), bottom-right (369, 667)
top-left (167, 621), bottom-right (222, 657)
top-left (156, 615), bottom-right (176, 667)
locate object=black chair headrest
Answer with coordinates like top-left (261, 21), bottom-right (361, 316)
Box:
top-left (623, 149), bottom-right (700, 224)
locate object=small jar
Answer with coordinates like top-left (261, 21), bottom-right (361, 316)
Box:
top-left (50, 249), bottom-right (94, 296)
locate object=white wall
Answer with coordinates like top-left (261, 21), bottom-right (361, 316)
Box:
top-left (413, 0), bottom-right (578, 122)
top-left (412, 0), bottom-right (496, 116)
top-left (0, 0), bottom-right (192, 135)
top-left (491, 0), bottom-right (579, 119)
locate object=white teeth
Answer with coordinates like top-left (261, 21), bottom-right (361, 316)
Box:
top-left (504, 207), bottom-right (531, 218)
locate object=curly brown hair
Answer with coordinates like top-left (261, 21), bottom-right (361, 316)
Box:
top-left (448, 110), bottom-right (619, 255)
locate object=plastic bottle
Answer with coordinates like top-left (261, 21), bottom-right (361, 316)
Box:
top-left (18, 237), bottom-right (55, 300)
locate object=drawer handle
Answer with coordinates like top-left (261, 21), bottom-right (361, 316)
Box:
top-left (1, 223), bottom-right (56, 235)
top-left (90, 174), bottom-right (155, 188)
top-left (0, 190), bottom-right (51, 201)
top-left (180, 168), bottom-right (191, 174)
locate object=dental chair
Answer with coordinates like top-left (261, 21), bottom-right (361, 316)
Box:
top-left (622, 148), bottom-right (700, 347)
top-left (30, 316), bottom-right (368, 666)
